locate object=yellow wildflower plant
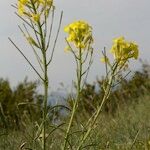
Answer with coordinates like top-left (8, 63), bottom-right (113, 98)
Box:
top-left (64, 20), bottom-right (93, 49)
top-left (110, 36), bottom-right (139, 65)
top-left (11, 0), bottom-right (62, 149)
top-left (77, 37), bottom-right (139, 149)
top-left (63, 20), bottom-right (94, 149)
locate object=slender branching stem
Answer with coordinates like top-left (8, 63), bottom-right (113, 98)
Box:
top-left (77, 63), bottom-right (118, 150)
top-left (29, 2), bottom-right (47, 149)
top-left (63, 48), bottom-right (82, 150)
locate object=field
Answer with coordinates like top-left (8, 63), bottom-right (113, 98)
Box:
top-left (0, 64), bottom-right (150, 150)
top-left (0, 94), bottom-right (150, 150)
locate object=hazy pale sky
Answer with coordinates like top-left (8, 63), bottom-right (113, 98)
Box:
top-left (0, 0), bottom-right (150, 90)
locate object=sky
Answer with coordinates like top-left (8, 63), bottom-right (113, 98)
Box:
top-left (0, 0), bottom-right (150, 91)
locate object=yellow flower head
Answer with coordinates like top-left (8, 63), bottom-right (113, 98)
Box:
top-left (17, 0), bottom-right (53, 19)
top-left (110, 36), bottom-right (139, 64)
top-left (64, 20), bottom-right (93, 49)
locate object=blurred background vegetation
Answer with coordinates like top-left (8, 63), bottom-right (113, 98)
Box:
top-left (0, 78), bottom-right (43, 129)
top-left (0, 62), bottom-right (150, 149)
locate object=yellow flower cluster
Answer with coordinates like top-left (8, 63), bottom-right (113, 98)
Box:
top-left (18, 0), bottom-right (53, 23)
top-left (110, 36), bottom-right (139, 64)
top-left (64, 20), bottom-right (93, 49)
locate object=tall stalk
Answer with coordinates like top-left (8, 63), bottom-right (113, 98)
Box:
top-left (63, 48), bottom-right (82, 149)
top-left (42, 57), bottom-right (48, 150)
top-left (37, 16), bottom-right (48, 150)
top-left (77, 71), bottom-right (115, 150)
top-left (63, 20), bottom-right (93, 149)
top-left (41, 33), bottom-right (48, 150)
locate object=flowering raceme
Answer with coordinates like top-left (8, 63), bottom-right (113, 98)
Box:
top-left (110, 36), bottom-right (139, 64)
top-left (64, 20), bottom-right (93, 49)
top-left (17, 0), bottom-right (53, 22)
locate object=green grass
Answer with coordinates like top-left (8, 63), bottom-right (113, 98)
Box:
top-left (0, 93), bottom-right (150, 150)
top-left (90, 94), bottom-right (150, 150)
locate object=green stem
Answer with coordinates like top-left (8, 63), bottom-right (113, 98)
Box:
top-left (38, 21), bottom-right (47, 150)
top-left (77, 77), bottom-right (113, 150)
top-left (42, 55), bottom-right (48, 150)
top-left (77, 63), bottom-right (118, 150)
top-left (31, 3), bottom-right (48, 149)
top-left (63, 48), bottom-right (82, 150)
